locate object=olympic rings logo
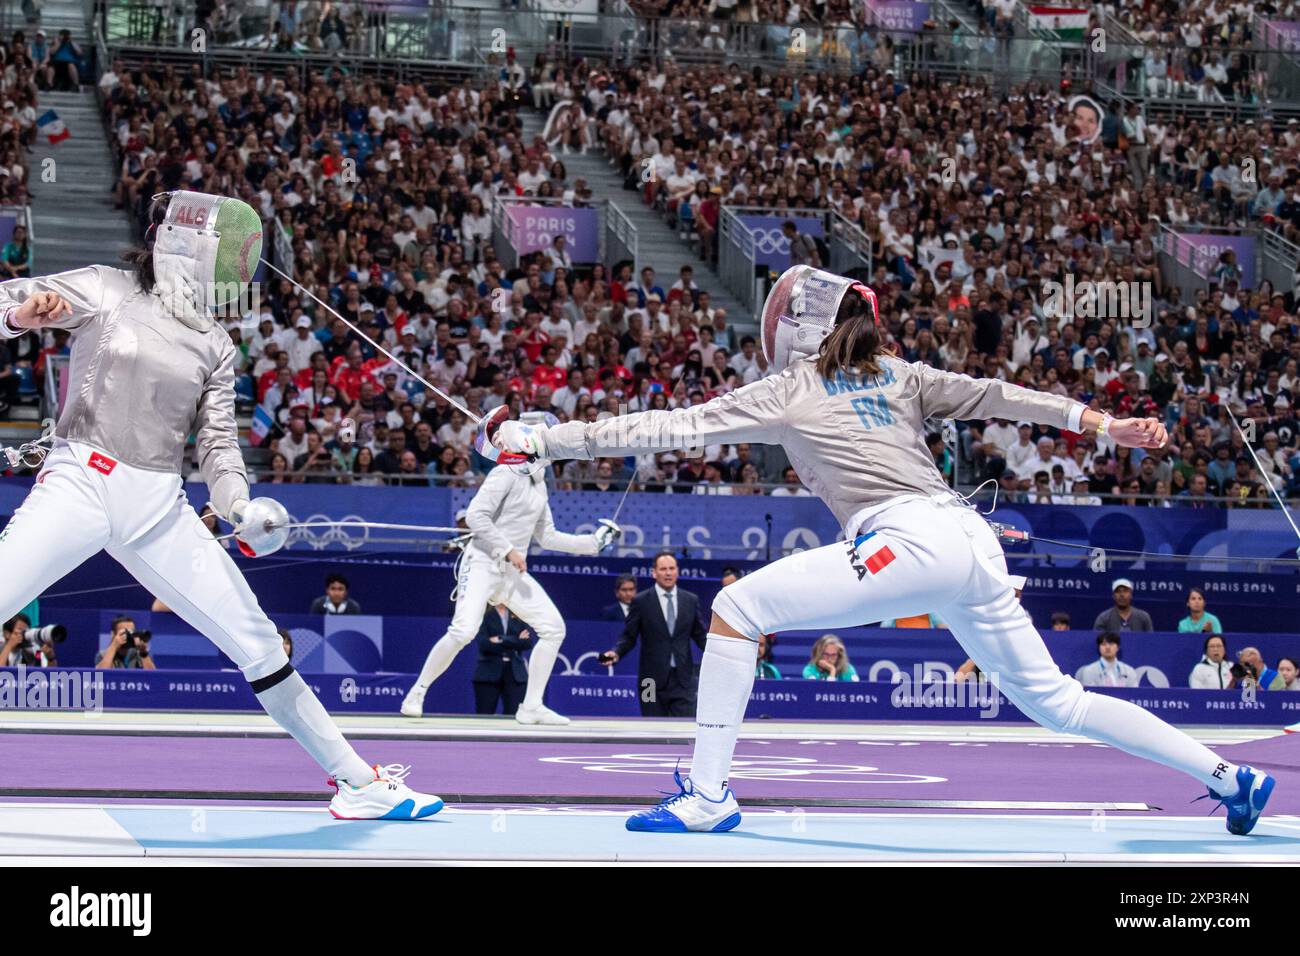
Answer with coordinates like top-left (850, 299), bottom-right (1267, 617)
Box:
top-left (285, 512), bottom-right (372, 551)
top-left (751, 228), bottom-right (790, 255)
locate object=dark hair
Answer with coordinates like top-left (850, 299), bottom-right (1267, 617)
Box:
top-left (814, 289), bottom-right (884, 378)
top-left (721, 566), bottom-right (742, 579)
top-left (3, 613), bottom-right (31, 634)
top-left (1204, 633), bottom-right (1225, 653)
top-left (122, 247), bottom-right (156, 291)
top-left (652, 550), bottom-right (677, 569)
top-left (1279, 657), bottom-right (1299, 675)
top-left (109, 614), bottom-right (135, 635)
top-left (1050, 612), bottom-right (1071, 626)
top-left (615, 573), bottom-right (637, 589)
top-left (1097, 631), bottom-right (1121, 647)
top-left (278, 628), bottom-right (294, 659)
top-left (325, 572), bottom-right (349, 589)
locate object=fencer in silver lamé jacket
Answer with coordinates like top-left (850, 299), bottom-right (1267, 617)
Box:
top-left (544, 354), bottom-right (1088, 537)
top-left (0, 265), bottom-right (249, 516)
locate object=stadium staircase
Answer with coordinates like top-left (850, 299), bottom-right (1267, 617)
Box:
top-left (517, 109), bottom-right (754, 329)
top-left (1, 0), bottom-right (130, 443)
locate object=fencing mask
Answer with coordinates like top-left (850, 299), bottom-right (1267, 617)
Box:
top-left (150, 190), bottom-right (264, 331)
top-left (511, 411), bottom-right (558, 477)
top-left (760, 264), bottom-right (879, 373)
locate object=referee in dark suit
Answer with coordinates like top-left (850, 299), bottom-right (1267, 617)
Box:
top-left (472, 604), bottom-right (533, 715)
top-left (600, 552), bottom-right (706, 716)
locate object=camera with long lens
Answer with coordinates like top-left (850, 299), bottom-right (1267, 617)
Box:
top-left (24, 624), bottom-right (67, 647)
top-left (20, 624), bottom-right (66, 667)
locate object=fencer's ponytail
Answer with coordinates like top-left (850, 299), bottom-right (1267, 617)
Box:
top-left (122, 247), bottom-right (156, 292)
top-left (815, 288), bottom-right (887, 378)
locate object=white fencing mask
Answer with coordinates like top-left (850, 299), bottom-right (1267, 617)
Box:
top-left (760, 265), bottom-right (880, 372)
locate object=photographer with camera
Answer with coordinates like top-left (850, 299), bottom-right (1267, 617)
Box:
top-left (3, 613), bottom-right (63, 667)
top-left (95, 615), bottom-right (156, 670)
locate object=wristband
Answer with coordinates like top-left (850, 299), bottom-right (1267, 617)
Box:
top-left (1096, 414), bottom-right (1114, 437)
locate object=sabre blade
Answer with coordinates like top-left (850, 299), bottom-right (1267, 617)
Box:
top-left (611, 477), bottom-right (636, 524)
top-left (1227, 407), bottom-right (1300, 548)
top-left (264, 260), bottom-right (482, 425)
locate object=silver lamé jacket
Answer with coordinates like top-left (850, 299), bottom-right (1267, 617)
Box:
top-left (0, 265), bottom-right (250, 516)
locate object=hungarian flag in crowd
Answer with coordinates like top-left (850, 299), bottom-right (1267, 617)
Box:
top-left (250, 404), bottom-right (274, 446)
top-left (1029, 5), bottom-right (1088, 42)
top-left (36, 110), bottom-right (70, 144)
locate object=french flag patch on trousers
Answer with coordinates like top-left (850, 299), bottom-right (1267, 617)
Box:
top-left (865, 545), bottom-right (895, 575)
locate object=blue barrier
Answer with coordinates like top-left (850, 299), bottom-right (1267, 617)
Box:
top-left (21, 549), bottom-right (1300, 635)
top-left (36, 608), bottom-right (1300, 693)
top-left (4, 478), bottom-right (1299, 632)
top-left (3, 668), bottom-right (1295, 725)
top-left (4, 479), bottom-right (1300, 565)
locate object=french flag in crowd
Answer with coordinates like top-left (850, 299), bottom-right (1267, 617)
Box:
top-left (37, 110), bottom-right (70, 144)
top-left (250, 404), bottom-right (274, 446)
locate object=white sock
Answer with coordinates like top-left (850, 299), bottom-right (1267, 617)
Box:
top-left (414, 635), bottom-right (465, 689)
top-left (1078, 691), bottom-right (1239, 793)
top-left (522, 640), bottom-right (562, 711)
top-left (690, 635), bottom-right (758, 799)
top-left (255, 671), bottom-right (373, 787)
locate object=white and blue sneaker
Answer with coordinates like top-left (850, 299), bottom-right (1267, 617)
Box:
top-left (626, 769), bottom-right (741, 833)
top-left (1199, 765), bottom-right (1275, 835)
top-left (328, 764), bottom-right (444, 821)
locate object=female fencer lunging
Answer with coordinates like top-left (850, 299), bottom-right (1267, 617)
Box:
top-left (402, 412), bottom-right (621, 725)
top-left (495, 265), bottom-right (1275, 835)
top-left (0, 190), bottom-right (441, 820)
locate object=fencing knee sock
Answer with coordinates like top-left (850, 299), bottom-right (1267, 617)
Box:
top-left (521, 638), bottom-right (562, 711)
top-left (690, 635), bottom-right (757, 799)
top-left (414, 633), bottom-right (469, 689)
top-left (252, 664), bottom-right (372, 787)
top-left (1077, 691), bottom-right (1239, 793)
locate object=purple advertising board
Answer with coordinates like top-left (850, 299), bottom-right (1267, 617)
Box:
top-left (1264, 19), bottom-right (1300, 51)
top-left (505, 205), bottom-right (600, 263)
top-left (865, 0), bottom-right (932, 33)
top-left (1168, 232), bottom-right (1255, 290)
top-left (737, 214), bottom-right (825, 272)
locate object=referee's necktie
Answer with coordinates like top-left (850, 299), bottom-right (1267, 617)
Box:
top-left (666, 591), bottom-right (677, 669)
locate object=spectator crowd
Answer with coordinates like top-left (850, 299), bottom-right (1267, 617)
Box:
top-left (0, 16), bottom-right (1282, 504)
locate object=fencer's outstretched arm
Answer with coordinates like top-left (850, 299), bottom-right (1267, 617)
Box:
top-left (533, 501), bottom-right (600, 556)
top-left (544, 373), bottom-right (791, 461)
top-left (0, 267), bottom-right (108, 336)
top-left (195, 339), bottom-right (251, 519)
top-left (464, 466), bottom-right (521, 559)
top-left (913, 363), bottom-right (1085, 431)
top-left (913, 363), bottom-right (1167, 447)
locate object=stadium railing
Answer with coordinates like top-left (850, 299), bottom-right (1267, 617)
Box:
top-left (93, 0), bottom-right (488, 84)
top-left (717, 205), bottom-right (873, 318)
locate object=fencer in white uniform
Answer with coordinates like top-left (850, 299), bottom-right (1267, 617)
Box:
top-left (0, 190), bottom-right (442, 820)
top-left (496, 265), bottom-right (1275, 835)
top-left (402, 413), bottom-right (620, 725)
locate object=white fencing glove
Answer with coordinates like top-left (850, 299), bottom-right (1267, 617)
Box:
top-left (594, 518), bottom-right (622, 553)
top-left (230, 497), bottom-right (290, 557)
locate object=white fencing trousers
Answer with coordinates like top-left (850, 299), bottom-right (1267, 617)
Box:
top-left (0, 441), bottom-right (373, 785)
top-left (415, 549), bottom-right (567, 708)
top-left (708, 495), bottom-right (1238, 795)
